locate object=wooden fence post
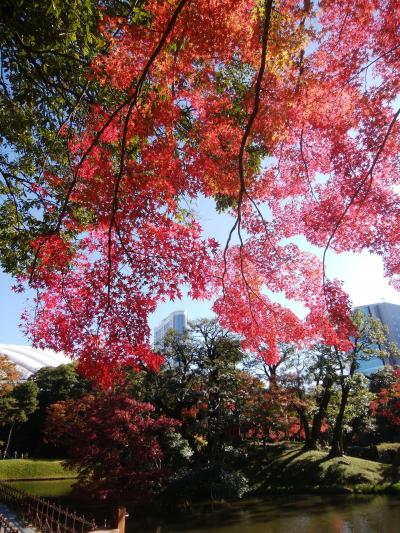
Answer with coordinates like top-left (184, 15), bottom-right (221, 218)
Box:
top-left (117, 507), bottom-right (126, 533)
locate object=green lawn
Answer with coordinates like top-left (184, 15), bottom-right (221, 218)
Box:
top-left (0, 459), bottom-right (77, 480)
top-left (247, 443), bottom-right (400, 494)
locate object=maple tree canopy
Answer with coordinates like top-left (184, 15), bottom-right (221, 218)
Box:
top-left (6, 0), bottom-right (400, 386)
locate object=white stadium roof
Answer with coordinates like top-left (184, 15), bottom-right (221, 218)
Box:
top-left (0, 344), bottom-right (70, 377)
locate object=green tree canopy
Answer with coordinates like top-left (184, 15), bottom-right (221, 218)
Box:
top-left (0, 380), bottom-right (38, 457)
top-left (0, 0), bottom-right (135, 274)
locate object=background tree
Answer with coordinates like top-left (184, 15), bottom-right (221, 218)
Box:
top-left (0, 380), bottom-right (38, 458)
top-left (371, 368), bottom-right (400, 442)
top-left (147, 320), bottom-right (248, 461)
top-left (11, 363), bottom-right (92, 457)
top-left (0, 355), bottom-right (20, 394)
top-left (0, 355), bottom-right (20, 456)
top-left (242, 383), bottom-right (306, 446)
top-left (326, 374), bottom-right (375, 451)
top-left (185, 320), bottom-right (246, 460)
top-left (244, 345), bottom-right (314, 445)
top-left (249, 343), bottom-right (297, 389)
top-left (369, 366), bottom-right (399, 394)
top-left (302, 344), bottom-right (339, 450)
top-left (329, 311), bottom-right (399, 457)
top-left (147, 329), bottom-right (198, 420)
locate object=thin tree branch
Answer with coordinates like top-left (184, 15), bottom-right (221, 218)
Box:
top-left (29, 0), bottom-right (190, 285)
top-left (101, 0), bottom-right (190, 319)
top-left (222, 0), bottom-right (274, 298)
top-left (322, 106), bottom-right (400, 307)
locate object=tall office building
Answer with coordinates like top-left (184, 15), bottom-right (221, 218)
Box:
top-left (154, 310), bottom-right (188, 350)
top-left (355, 302), bottom-right (400, 374)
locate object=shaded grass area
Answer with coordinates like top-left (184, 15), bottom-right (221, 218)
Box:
top-left (0, 459), bottom-right (77, 480)
top-left (246, 443), bottom-right (400, 495)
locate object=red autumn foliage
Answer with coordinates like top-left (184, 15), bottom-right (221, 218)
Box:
top-left (234, 380), bottom-right (309, 444)
top-left (20, 1), bottom-right (400, 382)
top-left (371, 369), bottom-right (400, 428)
top-left (45, 392), bottom-right (179, 501)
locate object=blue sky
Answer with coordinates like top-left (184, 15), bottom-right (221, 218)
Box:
top-left (1, 195), bottom-right (400, 345)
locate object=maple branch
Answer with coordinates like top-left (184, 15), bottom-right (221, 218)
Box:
top-left (331, 8), bottom-right (351, 52)
top-left (115, 221), bottom-right (175, 266)
top-left (322, 105), bottom-right (400, 306)
top-left (44, 8), bottom-right (177, 238)
top-left (39, 78), bottom-right (90, 172)
top-left (237, 0), bottom-right (273, 206)
top-left (295, 0), bottom-right (311, 94)
top-left (299, 127), bottom-right (317, 201)
top-left (28, 0), bottom-right (189, 286)
top-left (222, 0), bottom-right (274, 298)
top-left (28, 237), bottom-right (49, 284)
top-left (345, 43), bottom-right (400, 86)
top-left (36, 4), bottom-right (141, 186)
top-left (69, 0), bottom-right (189, 232)
top-left (237, 217), bottom-right (258, 324)
top-left (26, 9), bottom-right (143, 283)
top-left (103, 0), bottom-right (190, 318)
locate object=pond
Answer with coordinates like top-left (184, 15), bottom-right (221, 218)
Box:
top-left (10, 481), bottom-right (400, 532)
top-left (9, 479), bottom-right (75, 499)
top-left (128, 494), bottom-right (400, 533)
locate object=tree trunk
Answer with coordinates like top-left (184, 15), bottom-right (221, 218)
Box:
top-left (296, 406), bottom-right (310, 442)
top-left (3, 422), bottom-right (15, 459)
top-left (329, 386), bottom-right (349, 457)
top-left (304, 377), bottom-right (333, 451)
top-left (206, 367), bottom-right (222, 461)
top-left (268, 368), bottom-right (278, 389)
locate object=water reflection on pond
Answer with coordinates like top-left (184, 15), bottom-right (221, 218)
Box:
top-left (128, 494), bottom-right (400, 533)
top-left (11, 481), bottom-right (400, 532)
top-left (9, 479), bottom-right (75, 499)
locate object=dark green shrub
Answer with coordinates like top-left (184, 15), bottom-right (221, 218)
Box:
top-left (162, 463), bottom-right (249, 502)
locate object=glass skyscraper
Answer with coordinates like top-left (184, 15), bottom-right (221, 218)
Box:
top-left (355, 302), bottom-right (400, 375)
top-left (154, 310), bottom-right (188, 350)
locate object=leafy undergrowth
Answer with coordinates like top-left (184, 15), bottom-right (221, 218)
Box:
top-left (0, 459), bottom-right (77, 480)
top-left (246, 443), bottom-right (400, 494)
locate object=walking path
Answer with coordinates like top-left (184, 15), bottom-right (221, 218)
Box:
top-left (0, 504), bottom-right (36, 533)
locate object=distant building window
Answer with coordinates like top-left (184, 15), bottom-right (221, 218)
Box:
top-left (154, 311), bottom-right (188, 350)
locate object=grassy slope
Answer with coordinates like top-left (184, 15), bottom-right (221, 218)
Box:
top-left (0, 459), bottom-right (77, 480)
top-left (377, 442), bottom-right (400, 455)
top-left (247, 443), bottom-right (400, 494)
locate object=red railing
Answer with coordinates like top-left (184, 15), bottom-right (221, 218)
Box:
top-left (0, 481), bottom-right (97, 533)
top-left (0, 512), bottom-right (19, 533)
